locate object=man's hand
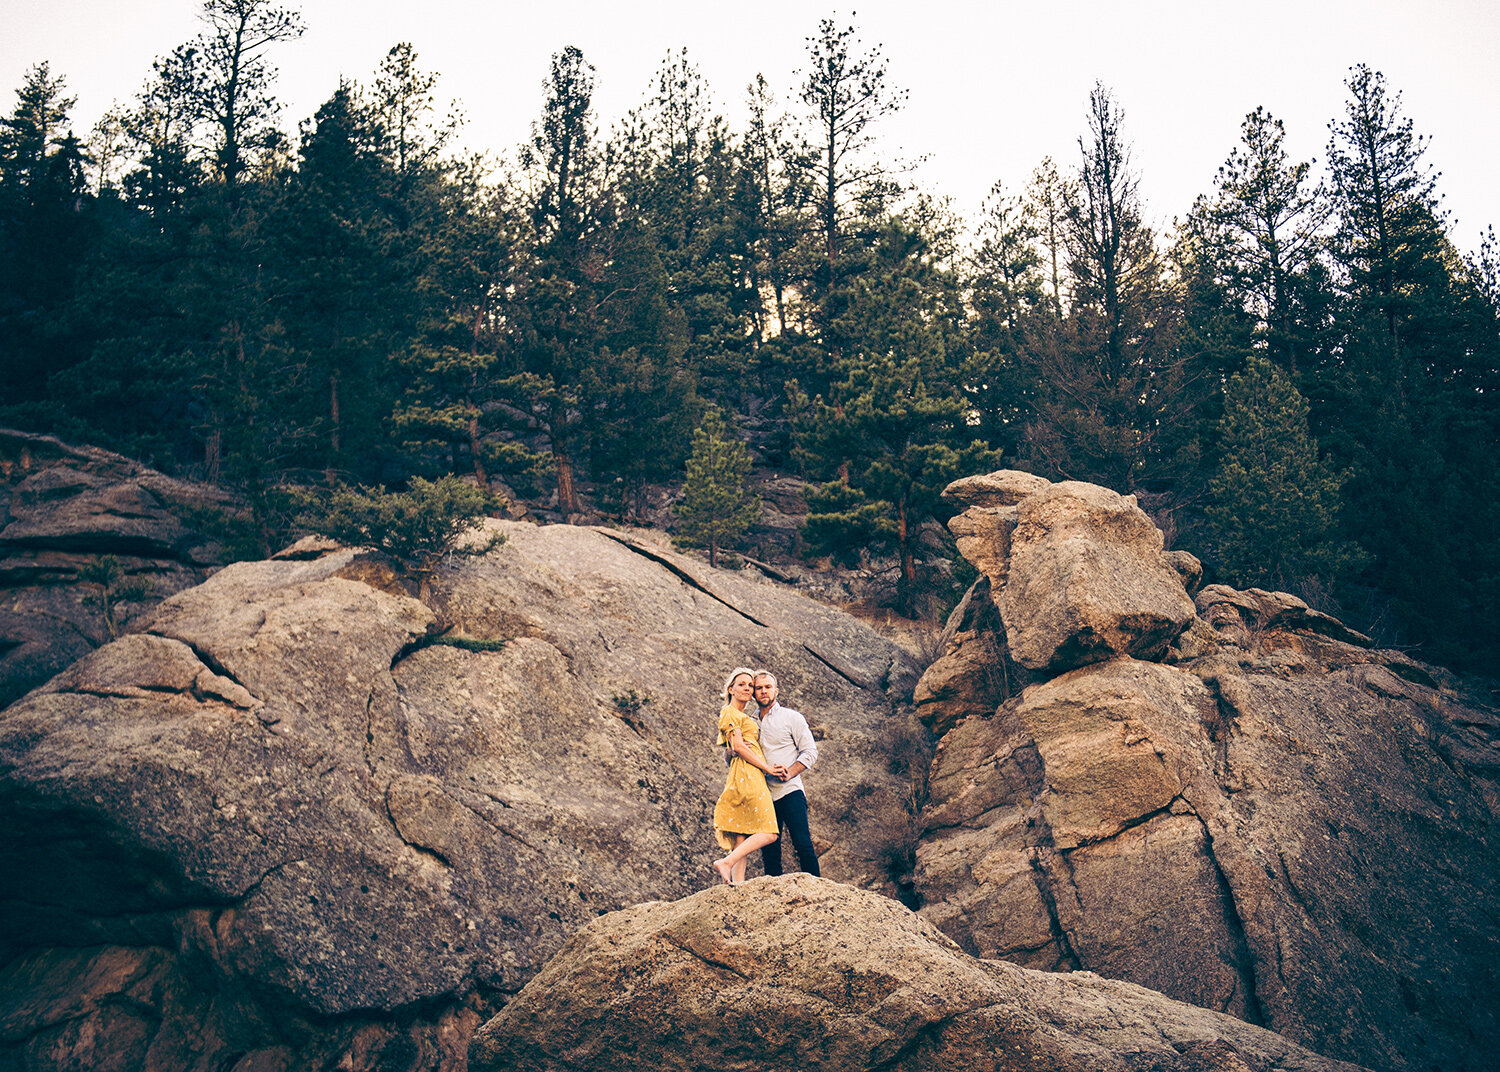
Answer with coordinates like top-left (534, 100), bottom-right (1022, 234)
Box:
top-left (767, 763), bottom-right (789, 780)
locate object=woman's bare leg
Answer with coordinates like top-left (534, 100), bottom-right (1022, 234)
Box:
top-left (713, 834), bottom-right (745, 885)
top-left (715, 831), bottom-right (778, 884)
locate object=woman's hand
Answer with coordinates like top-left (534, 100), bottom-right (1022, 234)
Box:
top-left (767, 763), bottom-right (789, 780)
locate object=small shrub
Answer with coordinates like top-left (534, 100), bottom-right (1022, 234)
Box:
top-left (612, 689), bottom-right (652, 716)
top-left (430, 635), bottom-right (508, 653)
top-left (291, 476), bottom-right (502, 574)
top-left (80, 555), bottom-right (154, 641)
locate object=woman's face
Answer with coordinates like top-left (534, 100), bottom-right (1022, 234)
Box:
top-left (729, 674), bottom-right (754, 703)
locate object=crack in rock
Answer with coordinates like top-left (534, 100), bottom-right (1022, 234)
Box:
top-left (1196, 816), bottom-right (1269, 1028)
top-left (597, 531), bottom-right (770, 628)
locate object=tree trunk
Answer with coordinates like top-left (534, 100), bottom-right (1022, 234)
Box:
top-left (469, 412), bottom-right (489, 486)
top-left (555, 453), bottom-right (580, 514)
top-left (329, 372), bottom-right (341, 457)
top-left (897, 494), bottom-right (916, 617)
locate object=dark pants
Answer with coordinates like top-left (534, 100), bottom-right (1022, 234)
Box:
top-left (760, 789), bottom-right (820, 877)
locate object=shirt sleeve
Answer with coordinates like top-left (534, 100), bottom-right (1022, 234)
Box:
top-left (789, 711), bottom-right (818, 771)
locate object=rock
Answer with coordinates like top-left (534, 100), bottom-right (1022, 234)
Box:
top-left (942, 468), bottom-right (1052, 509)
top-left (0, 520), bottom-right (922, 1069)
top-left (918, 471), bottom-right (1500, 1072)
top-left (470, 874), bottom-right (1366, 1072)
top-left (915, 647), bottom-right (1500, 1072)
top-left (912, 578), bottom-right (1033, 737)
top-left (1000, 482), bottom-right (1197, 671)
top-left (917, 658), bottom-right (1249, 1013)
top-left (947, 503), bottom-right (1018, 587)
top-left (1195, 586), bottom-right (1373, 649)
top-left (1166, 549), bottom-right (1204, 594)
top-left (0, 429), bottom-right (242, 707)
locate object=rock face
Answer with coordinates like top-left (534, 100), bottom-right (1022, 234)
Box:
top-left (914, 470), bottom-right (1500, 1072)
top-left (471, 873), bottom-right (1367, 1072)
top-left (0, 429), bottom-right (239, 707)
top-left (0, 521), bottom-right (919, 1070)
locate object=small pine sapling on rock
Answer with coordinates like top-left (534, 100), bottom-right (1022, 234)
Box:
top-left (673, 408), bottom-right (760, 568)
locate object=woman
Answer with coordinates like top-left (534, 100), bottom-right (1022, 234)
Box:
top-left (712, 667), bottom-right (785, 884)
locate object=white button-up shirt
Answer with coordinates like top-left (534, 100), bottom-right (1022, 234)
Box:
top-left (757, 702), bottom-right (818, 801)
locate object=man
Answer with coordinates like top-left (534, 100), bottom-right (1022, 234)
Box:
top-left (751, 670), bottom-right (820, 877)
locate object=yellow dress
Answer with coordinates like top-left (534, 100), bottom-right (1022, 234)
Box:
top-left (712, 704), bottom-right (779, 850)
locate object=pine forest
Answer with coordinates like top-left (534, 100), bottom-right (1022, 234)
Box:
top-left (2, 2), bottom-right (1497, 674)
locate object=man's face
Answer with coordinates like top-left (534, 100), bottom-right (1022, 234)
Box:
top-left (753, 676), bottom-right (778, 708)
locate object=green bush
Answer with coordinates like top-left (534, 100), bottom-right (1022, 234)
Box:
top-left (292, 476), bottom-right (502, 573)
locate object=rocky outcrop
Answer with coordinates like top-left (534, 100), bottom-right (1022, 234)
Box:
top-left (0, 429), bottom-right (241, 707)
top-left (0, 521), bottom-right (919, 1070)
top-left (912, 577), bottom-right (1033, 737)
top-left (471, 873), bottom-right (1367, 1072)
top-left (913, 470), bottom-right (1500, 1072)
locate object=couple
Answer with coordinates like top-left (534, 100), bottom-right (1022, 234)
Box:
top-left (712, 667), bottom-right (821, 885)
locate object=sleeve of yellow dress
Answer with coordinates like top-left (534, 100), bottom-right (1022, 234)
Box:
top-left (715, 705), bottom-right (739, 749)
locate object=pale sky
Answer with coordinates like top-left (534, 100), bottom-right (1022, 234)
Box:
top-left (7, 0), bottom-right (1500, 252)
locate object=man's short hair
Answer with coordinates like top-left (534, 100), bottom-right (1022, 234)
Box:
top-left (752, 670), bottom-right (777, 687)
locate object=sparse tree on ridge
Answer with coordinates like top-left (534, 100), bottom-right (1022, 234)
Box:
top-left (797, 17), bottom-right (907, 316)
top-left (192, 0), bottom-right (305, 186)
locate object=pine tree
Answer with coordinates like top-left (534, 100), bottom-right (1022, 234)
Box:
top-left (192, 0), bottom-right (305, 187)
top-left (1021, 84), bottom-right (1202, 493)
top-left (796, 17), bottom-right (906, 325)
top-left (1206, 356), bottom-right (1364, 590)
top-left (1206, 107), bottom-right (1330, 373)
top-left (0, 63), bottom-right (93, 411)
top-left (673, 407), bottom-right (759, 567)
top-left (790, 214), bottom-right (995, 616)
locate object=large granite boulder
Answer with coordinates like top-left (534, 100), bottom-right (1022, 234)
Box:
top-left (471, 873), bottom-right (1366, 1072)
top-left (1002, 480), bottom-right (1197, 670)
top-left (0, 429), bottom-right (240, 706)
top-left (0, 521), bottom-right (920, 1070)
top-left (912, 474), bottom-right (1500, 1072)
top-left (934, 472), bottom-right (1197, 675)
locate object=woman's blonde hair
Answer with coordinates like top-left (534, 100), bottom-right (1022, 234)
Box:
top-left (722, 666), bottom-right (757, 702)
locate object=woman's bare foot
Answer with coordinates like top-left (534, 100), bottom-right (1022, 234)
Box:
top-left (713, 858), bottom-right (734, 885)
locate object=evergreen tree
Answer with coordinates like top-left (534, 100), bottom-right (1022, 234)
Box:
top-left (965, 180), bottom-right (1047, 460)
top-left (121, 45), bottom-right (204, 216)
top-left (790, 214), bottom-right (995, 615)
top-left (1326, 65), bottom-right (1447, 359)
top-left (0, 63), bottom-right (93, 413)
top-left (1205, 356), bottom-right (1364, 590)
top-left (371, 42), bottom-right (461, 194)
top-left (192, 0), bottom-right (305, 187)
top-left (274, 80), bottom-right (406, 478)
top-left (1021, 85), bottom-right (1201, 493)
top-left (742, 73), bottom-right (811, 343)
top-left (796, 17), bottom-right (906, 326)
top-left (1320, 65), bottom-right (1497, 669)
top-left (615, 50), bottom-right (752, 405)
top-left (674, 407), bottom-right (759, 567)
top-left (505, 46), bottom-right (608, 514)
top-left (1025, 157), bottom-right (1070, 315)
top-left (1206, 107), bottom-right (1330, 373)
